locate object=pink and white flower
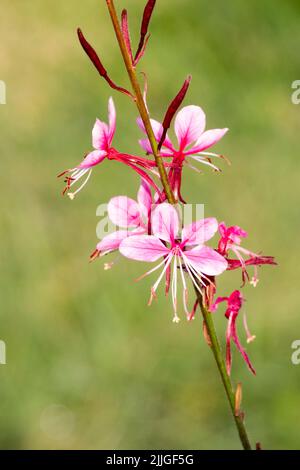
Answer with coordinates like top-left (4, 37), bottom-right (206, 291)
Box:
top-left (217, 222), bottom-right (276, 287)
top-left (119, 203), bottom-right (227, 322)
top-left (211, 290), bottom-right (256, 375)
top-left (138, 105), bottom-right (228, 201)
top-left (59, 98), bottom-right (159, 199)
top-left (91, 179), bottom-right (152, 264)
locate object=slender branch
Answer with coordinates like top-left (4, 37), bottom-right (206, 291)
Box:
top-left (196, 290), bottom-right (252, 450)
top-left (105, 0), bottom-right (176, 204)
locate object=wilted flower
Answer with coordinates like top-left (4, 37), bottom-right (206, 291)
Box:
top-left (217, 222), bottom-right (276, 286)
top-left (211, 290), bottom-right (256, 375)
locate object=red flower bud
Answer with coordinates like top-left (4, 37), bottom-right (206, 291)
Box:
top-left (77, 28), bottom-right (134, 99)
top-left (134, 0), bottom-right (156, 63)
top-left (158, 76), bottom-right (192, 151)
top-left (121, 10), bottom-right (133, 62)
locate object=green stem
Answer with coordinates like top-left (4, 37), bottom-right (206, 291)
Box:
top-left (105, 0), bottom-right (176, 204)
top-left (197, 292), bottom-right (252, 450)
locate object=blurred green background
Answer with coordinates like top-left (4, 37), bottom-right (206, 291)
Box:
top-left (0, 0), bottom-right (299, 450)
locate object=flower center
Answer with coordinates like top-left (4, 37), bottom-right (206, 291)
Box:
top-left (171, 244), bottom-right (181, 256)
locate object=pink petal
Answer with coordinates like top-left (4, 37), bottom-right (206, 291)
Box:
top-left (182, 217), bottom-right (218, 246)
top-left (187, 128), bottom-right (228, 154)
top-left (120, 235), bottom-right (170, 262)
top-left (218, 222), bottom-right (227, 237)
top-left (107, 97), bottom-right (116, 146)
top-left (96, 230), bottom-right (129, 254)
top-left (137, 118), bottom-right (174, 150)
top-left (151, 203), bottom-right (179, 243)
top-left (139, 138), bottom-right (173, 156)
top-left (139, 138), bottom-right (153, 154)
top-left (108, 196), bottom-right (141, 228)
top-left (92, 118), bottom-right (109, 150)
top-left (184, 246), bottom-right (228, 276)
top-left (230, 225), bottom-right (248, 244)
top-left (78, 150), bottom-right (107, 169)
top-left (174, 105), bottom-right (206, 149)
top-left (137, 179), bottom-right (152, 218)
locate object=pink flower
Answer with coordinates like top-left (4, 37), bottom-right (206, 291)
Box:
top-left (119, 203), bottom-right (227, 322)
top-left (217, 222), bottom-right (276, 287)
top-left (211, 290), bottom-right (256, 375)
top-left (59, 98), bottom-right (159, 199)
top-left (91, 179), bottom-right (152, 265)
top-left (138, 105), bottom-right (228, 201)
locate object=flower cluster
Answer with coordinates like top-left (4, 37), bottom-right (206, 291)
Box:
top-left (60, 1), bottom-right (276, 376)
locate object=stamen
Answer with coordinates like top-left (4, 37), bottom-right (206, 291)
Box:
top-left (181, 254), bottom-right (206, 292)
top-left (235, 246), bottom-right (259, 258)
top-left (182, 260), bottom-right (203, 295)
top-left (148, 287), bottom-right (157, 306)
top-left (200, 152), bottom-right (231, 165)
top-left (187, 262), bottom-right (207, 287)
top-left (67, 169), bottom-right (92, 199)
top-left (201, 272), bottom-right (215, 287)
top-left (151, 254), bottom-right (173, 295)
top-left (243, 313), bottom-right (256, 344)
top-left (191, 156), bottom-right (221, 172)
top-left (104, 262), bottom-right (114, 270)
top-left (232, 247), bottom-right (246, 268)
top-left (135, 253), bottom-right (172, 282)
top-left (185, 161), bottom-right (204, 174)
top-left (90, 249), bottom-right (100, 262)
top-left (69, 169), bottom-right (87, 187)
top-left (250, 276), bottom-right (259, 287)
top-left (178, 255), bottom-right (190, 318)
top-left (171, 256), bottom-right (179, 322)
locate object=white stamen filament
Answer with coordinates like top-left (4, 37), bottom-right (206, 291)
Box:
top-left (243, 313), bottom-right (256, 344)
top-left (232, 245), bottom-right (260, 286)
top-left (69, 169), bottom-right (87, 186)
top-left (182, 254), bottom-right (206, 286)
top-left (171, 256), bottom-right (179, 323)
top-left (199, 271), bottom-right (214, 286)
top-left (187, 262), bottom-right (207, 288)
top-left (199, 151), bottom-right (222, 159)
top-left (191, 156), bottom-right (220, 172)
top-left (135, 253), bottom-right (172, 282)
top-left (178, 255), bottom-right (190, 318)
top-left (232, 247), bottom-right (246, 268)
top-left (235, 246), bottom-right (259, 258)
top-left (149, 254), bottom-right (174, 304)
top-left (67, 169), bottom-right (92, 199)
top-left (250, 266), bottom-right (259, 287)
top-left (104, 262), bottom-right (114, 270)
top-left (185, 161), bottom-right (204, 174)
top-left (181, 253), bottom-right (204, 294)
